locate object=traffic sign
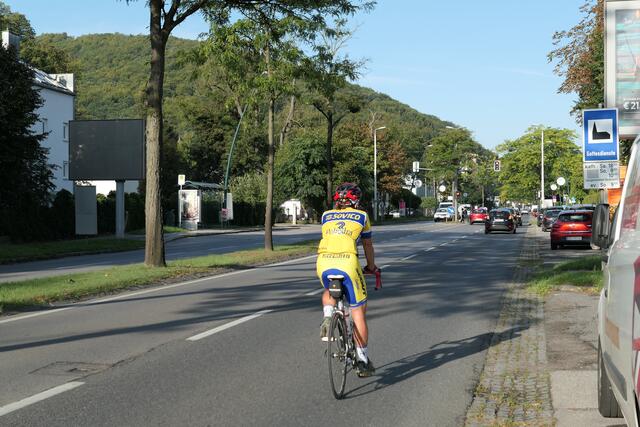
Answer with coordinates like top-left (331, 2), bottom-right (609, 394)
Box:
top-left (582, 108), bottom-right (620, 162)
top-left (583, 161), bottom-right (621, 189)
top-left (414, 179), bottom-right (423, 188)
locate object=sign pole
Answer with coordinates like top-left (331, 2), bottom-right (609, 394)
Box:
top-left (115, 180), bottom-right (125, 238)
top-left (541, 129), bottom-right (545, 207)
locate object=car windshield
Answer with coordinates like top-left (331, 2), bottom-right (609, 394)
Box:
top-left (558, 213), bottom-right (591, 222)
top-left (472, 209), bottom-right (485, 213)
top-left (490, 210), bottom-right (509, 219)
top-left (546, 210), bottom-right (561, 218)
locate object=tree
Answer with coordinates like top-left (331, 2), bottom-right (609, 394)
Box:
top-left (0, 44), bottom-right (54, 240)
top-left (496, 126), bottom-right (585, 203)
top-left (0, 2), bottom-right (35, 40)
top-left (548, 0), bottom-right (604, 121)
top-left (304, 20), bottom-right (366, 207)
top-left (275, 130), bottom-right (326, 214)
top-left (21, 38), bottom-right (77, 74)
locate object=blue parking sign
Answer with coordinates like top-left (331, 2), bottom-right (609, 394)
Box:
top-left (582, 108), bottom-right (619, 162)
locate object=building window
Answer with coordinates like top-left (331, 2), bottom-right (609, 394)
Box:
top-left (63, 161), bottom-right (69, 179)
top-left (63, 122), bottom-right (69, 142)
top-left (41, 118), bottom-right (48, 133)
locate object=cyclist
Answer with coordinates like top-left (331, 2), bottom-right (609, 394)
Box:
top-left (317, 182), bottom-right (378, 377)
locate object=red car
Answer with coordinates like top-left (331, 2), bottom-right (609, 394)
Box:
top-left (469, 208), bottom-right (489, 224)
top-left (550, 210), bottom-right (593, 250)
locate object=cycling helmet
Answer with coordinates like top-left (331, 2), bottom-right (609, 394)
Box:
top-left (333, 182), bottom-right (362, 208)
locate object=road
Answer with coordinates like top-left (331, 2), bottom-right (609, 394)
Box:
top-left (0, 221), bottom-right (525, 426)
top-left (0, 225), bottom-right (322, 283)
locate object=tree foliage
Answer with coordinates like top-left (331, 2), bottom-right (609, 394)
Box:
top-left (496, 126), bottom-right (587, 203)
top-left (0, 45), bottom-right (54, 240)
top-left (548, 0), bottom-right (604, 121)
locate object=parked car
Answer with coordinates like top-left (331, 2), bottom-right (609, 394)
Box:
top-left (469, 207), bottom-right (489, 224)
top-left (485, 208), bottom-right (516, 234)
top-left (549, 210), bottom-right (593, 250)
top-left (596, 135), bottom-right (640, 423)
top-left (541, 208), bottom-right (563, 231)
top-left (434, 208), bottom-right (453, 222)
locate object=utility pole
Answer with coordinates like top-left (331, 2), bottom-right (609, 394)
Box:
top-left (540, 129), bottom-right (545, 207)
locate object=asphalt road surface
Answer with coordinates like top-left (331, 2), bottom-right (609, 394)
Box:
top-left (0, 225), bottom-right (322, 283)
top-left (0, 221), bottom-right (525, 426)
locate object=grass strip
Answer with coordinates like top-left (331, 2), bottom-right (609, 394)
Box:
top-left (128, 225), bottom-right (189, 235)
top-left (0, 238), bottom-right (145, 264)
top-left (0, 240), bottom-right (317, 313)
top-left (527, 256), bottom-right (603, 296)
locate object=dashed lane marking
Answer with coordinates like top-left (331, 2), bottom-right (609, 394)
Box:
top-left (401, 254), bottom-right (417, 261)
top-left (0, 382), bottom-right (84, 417)
top-left (305, 288), bottom-right (325, 296)
top-left (187, 310), bottom-right (273, 342)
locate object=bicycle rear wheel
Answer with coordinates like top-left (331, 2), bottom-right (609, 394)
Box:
top-left (327, 313), bottom-right (348, 399)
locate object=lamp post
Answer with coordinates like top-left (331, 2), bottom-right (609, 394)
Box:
top-left (557, 176), bottom-right (567, 205)
top-left (373, 126), bottom-right (386, 221)
top-left (540, 129), bottom-right (545, 207)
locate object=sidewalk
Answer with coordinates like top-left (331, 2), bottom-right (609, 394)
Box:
top-left (465, 224), bottom-right (625, 426)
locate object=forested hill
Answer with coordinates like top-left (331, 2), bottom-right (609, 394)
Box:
top-left (35, 32), bottom-right (451, 159)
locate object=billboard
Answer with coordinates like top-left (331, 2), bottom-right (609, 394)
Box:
top-left (69, 119), bottom-right (145, 180)
top-left (606, 1), bottom-right (640, 136)
top-left (180, 189), bottom-right (201, 223)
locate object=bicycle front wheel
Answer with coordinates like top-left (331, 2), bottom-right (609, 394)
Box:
top-left (327, 313), bottom-right (348, 399)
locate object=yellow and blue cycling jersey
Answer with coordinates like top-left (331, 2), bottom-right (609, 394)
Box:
top-left (316, 208), bottom-right (372, 307)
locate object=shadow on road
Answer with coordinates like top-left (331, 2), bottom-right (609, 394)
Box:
top-left (343, 325), bottom-right (531, 399)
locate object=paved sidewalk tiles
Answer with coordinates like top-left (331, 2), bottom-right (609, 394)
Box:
top-left (466, 226), bottom-right (554, 426)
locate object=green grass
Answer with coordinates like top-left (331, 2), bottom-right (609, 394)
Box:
top-left (0, 240), bottom-right (317, 313)
top-left (0, 239), bottom-right (145, 264)
top-left (528, 256), bottom-right (603, 296)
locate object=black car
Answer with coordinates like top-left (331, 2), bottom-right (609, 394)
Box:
top-left (485, 208), bottom-right (516, 234)
top-left (542, 208), bottom-right (563, 231)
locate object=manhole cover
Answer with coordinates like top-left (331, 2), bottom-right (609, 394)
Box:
top-left (30, 361), bottom-right (110, 376)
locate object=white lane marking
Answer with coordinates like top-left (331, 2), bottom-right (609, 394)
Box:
top-left (401, 254), bottom-right (417, 261)
top-left (305, 288), bottom-right (325, 296)
top-left (460, 236), bottom-right (468, 239)
top-left (0, 382), bottom-right (84, 417)
top-left (439, 242), bottom-right (448, 246)
top-left (379, 264), bottom-right (390, 269)
top-left (187, 310), bottom-right (273, 342)
top-left (424, 247), bottom-right (435, 252)
top-left (0, 256), bottom-right (317, 325)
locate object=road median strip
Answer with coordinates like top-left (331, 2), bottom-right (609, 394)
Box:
top-left (0, 240), bottom-right (317, 314)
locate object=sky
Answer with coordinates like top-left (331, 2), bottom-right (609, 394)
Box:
top-left (6, 0), bottom-right (585, 150)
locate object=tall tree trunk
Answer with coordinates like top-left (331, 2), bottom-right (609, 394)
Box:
top-left (144, 0), bottom-right (166, 267)
top-left (278, 94), bottom-right (296, 147)
top-left (325, 113), bottom-right (334, 209)
top-left (264, 44), bottom-right (274, 251)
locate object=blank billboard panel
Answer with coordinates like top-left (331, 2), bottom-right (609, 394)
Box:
top-left (69, 119), bottom-right (145, 180)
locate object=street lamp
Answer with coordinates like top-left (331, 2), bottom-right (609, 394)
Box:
top-left (373, 126), bottom-right (386, 221)
top-left (557, 176), bottom-right (567, 204)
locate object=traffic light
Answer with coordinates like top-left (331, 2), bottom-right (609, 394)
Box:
top-left (456, 191), bottom-right (461, 198)
top-left (493, 160), bottom-right (501, 172)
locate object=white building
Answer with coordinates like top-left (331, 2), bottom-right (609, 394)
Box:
top-left (32, 68), bottom-right (75, 193)
top-left (3, 30), bottom-right (75, 194)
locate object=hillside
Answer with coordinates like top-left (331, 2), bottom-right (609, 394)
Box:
top-left (36, 32), bottom-right (452, 161)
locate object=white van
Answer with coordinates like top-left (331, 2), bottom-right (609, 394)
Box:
top-left (596, 135), bottom-right (640, 424)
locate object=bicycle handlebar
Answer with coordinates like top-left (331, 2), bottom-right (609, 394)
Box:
top-left (363, 266), bottom-right (382, 290)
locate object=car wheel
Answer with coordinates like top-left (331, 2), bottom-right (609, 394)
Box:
top-left (485, 229), bottom-right (490, 234)
top-left (551, 242), bottom-right (557, 250)
top-left (598, 340), bottom-right (623, 418)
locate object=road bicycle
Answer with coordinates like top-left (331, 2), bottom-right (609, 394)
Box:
top-left (326, 275), bottom-right (357, 399)
top-left (326, 269), bottom-right (381, 399)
